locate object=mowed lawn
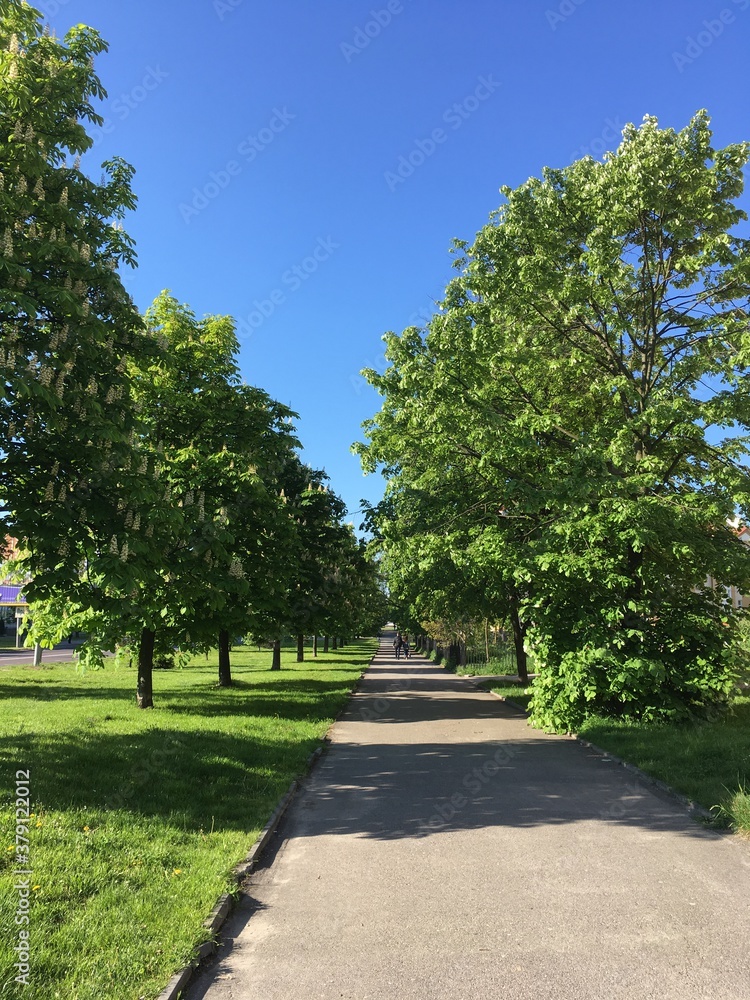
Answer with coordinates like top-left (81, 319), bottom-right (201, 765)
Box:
top-left (0, 639), bottom-right (377, 1000)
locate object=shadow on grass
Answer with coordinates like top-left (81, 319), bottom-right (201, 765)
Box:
top-left (0, 681), bottom-right (136, 702)
top-left (0, 680), bottom-right (363, 724)
top-left (294, 657), bottom-right (373, 666)
top-left (0, 726), bottom-right (320, 833)
top-left (0, 658), bottom-right (376, 834)
top-left (162, 679), bottom-right (365, 720)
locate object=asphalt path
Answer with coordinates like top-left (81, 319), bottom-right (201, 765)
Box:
top-left (0, 645), bottom-right (81, 667)
top-left (187, 636), bottom-right (750, 1000)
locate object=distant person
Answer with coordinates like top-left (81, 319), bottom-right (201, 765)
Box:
top-left (394, 632), bottom-right (404, 658)
top-left (402, 636), bottom-right (410, 659)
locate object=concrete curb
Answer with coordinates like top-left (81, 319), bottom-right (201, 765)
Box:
top-left (155, 661), bottom-right (372, 1000)
top-left (482, 687), bottom-right (715, 825)
top-left (155, 777), bottom-right (303, 1000)
top-left (575, 737), bottom-right (714, 822)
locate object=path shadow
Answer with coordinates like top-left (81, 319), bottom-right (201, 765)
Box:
top-left (289, 734), bottom-right (722, 844)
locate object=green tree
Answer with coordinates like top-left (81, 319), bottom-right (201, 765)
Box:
top-left (269, 458), bottom-right (349, 667)
top-left (360, 111), bottom-right (750, 730)
top-left (316, 526), bottom-right (387, 644)
top-left (126, 293), bottom-right (299, 703)
top-left (26, 293), bottom-right (299, 706)
top-left (1, 2), bottom-right (157, 604)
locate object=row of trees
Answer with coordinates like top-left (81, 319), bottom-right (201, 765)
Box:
top-left (358, 111), bottom-right (750, 731)
top-left (1, 3), bottom-right (385, 706)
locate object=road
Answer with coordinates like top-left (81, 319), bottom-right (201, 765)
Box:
top-left (187, 636), bottom-right (750, 1000)
top-left (0, 644), bottom-right (82, 668)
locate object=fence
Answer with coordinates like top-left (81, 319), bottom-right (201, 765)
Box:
top-left (415, 633), bottom-right (519, 675)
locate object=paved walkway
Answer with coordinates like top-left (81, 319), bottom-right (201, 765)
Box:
top-left (0, 642), bottom-right (82, 668)
top-left (188, 636), bottom-right (750, 999)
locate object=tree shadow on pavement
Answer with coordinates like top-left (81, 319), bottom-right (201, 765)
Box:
top-left (293, 735), bottom-right (723, 842)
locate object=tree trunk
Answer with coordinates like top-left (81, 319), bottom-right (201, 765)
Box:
top-left (137, 627), bottom-right (155, 708)
top-left (332, 636), bottom-right (338, 650)
top-left (297, 633), bottom-right (304, 662)
top-left (338, 638), bottom-right (345, 648)
top-left (271, 638), bottom-right (281, 671)
top-left (509, 596), bottom-right (528, 684)
top-left (459, 641), bottom-right (467, 667)
top-left (32, 643), bottom-right (42, 666)
top-left (218, 629), bottom-right (232, 687)
top-left (324, 635), bottom-right (329, 653)
top-left (313, 634), bottom-right (318, 658)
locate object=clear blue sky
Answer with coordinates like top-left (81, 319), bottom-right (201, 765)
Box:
top-left (41, 0), bottom-right (750, 523)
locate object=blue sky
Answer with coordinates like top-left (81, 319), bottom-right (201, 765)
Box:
top-left (40, 0), bottom-right (750, 523)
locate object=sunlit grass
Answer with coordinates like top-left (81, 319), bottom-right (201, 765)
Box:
top-left (486, 679), bottom-right (534, 713)
top-left (0, 638), bottom-right (377, 1000)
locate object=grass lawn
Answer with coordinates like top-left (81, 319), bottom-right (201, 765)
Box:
top-left (425, 641), bottom-right (525, 678)
top-left (483, 679), bottom-right (535, 714)
top-left (0, 638), bottom-right (377, 1000)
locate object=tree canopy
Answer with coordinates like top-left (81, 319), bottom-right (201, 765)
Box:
top-left (2, 2), bottom-right (384, 706)
top-left (358, 111), bottom-right (750, 729)
top-left (0, 1), bottom-right (163, 606)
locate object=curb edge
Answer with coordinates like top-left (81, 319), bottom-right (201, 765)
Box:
top-left (155, 658), bottom-right (373, 1000)
top-left (483, 688), bottom-right (714, 824)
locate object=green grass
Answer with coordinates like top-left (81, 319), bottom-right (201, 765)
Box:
top-left (486, 679), bottom-right (535, 713)
top-left (455, 656), bottom-right (516, 677)
top-left (0, 638), bottom-right (377, 1000)
top-left (423, 642), bottom-right (526, 677)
